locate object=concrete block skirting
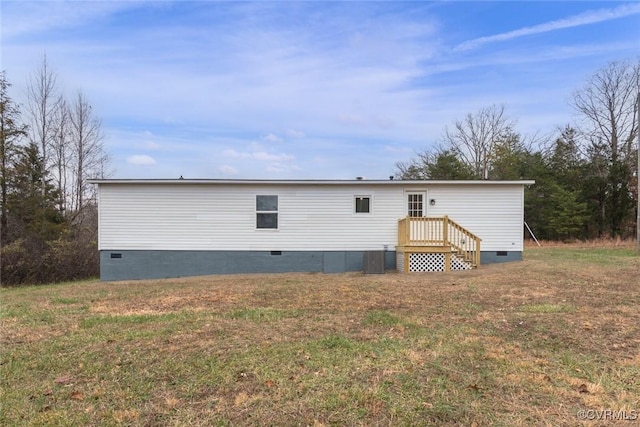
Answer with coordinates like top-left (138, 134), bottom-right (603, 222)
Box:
top-left (100, 250), bottom-right (397, 281)
top-left (100, 250), bottom-right (523, 281)
top-left (480, 251), bottom-right (522, 264)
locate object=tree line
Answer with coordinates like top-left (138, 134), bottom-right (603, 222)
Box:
top-left (1, 56), bottom-right (110, 286)
top-left (1, 57), bottom-right (637, 285)
top-left (396, 59), bottom-right (639, 242)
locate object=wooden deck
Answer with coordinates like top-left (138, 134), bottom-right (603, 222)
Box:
top-left (396, 216), bottom-right (481, 272)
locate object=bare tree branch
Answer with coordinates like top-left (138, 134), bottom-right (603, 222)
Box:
top-left (572, 59), bottom-right (640, 164)
top-left (441, 104), bottom-right (515, 179)
top-left (69, 90), bottom-right (106, 222)
top-left (26, 54), bottom-right (60, 177)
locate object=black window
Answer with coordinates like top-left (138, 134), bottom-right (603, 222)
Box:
top-left (355, 196), bottom-right (371, 213)
top-left (256, 195), bottom-right (278, 229)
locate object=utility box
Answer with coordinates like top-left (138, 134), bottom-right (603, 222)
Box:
top-left (364, 251), bottom-right (385, 274)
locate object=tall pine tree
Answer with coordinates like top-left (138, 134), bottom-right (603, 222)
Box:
top-left (8, 142), bottom-right (65, 242)
top-left (1, 71), bottom-right (28, 245)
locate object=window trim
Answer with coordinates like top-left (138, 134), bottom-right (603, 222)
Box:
top-left (354, 195), bottom-right (372, 214)
top-left (256, 195), bottom-right (279, 230)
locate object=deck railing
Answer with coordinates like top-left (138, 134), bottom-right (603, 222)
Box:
top-left (397, 216), bottom-right (481, 268)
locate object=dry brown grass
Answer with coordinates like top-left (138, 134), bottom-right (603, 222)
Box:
top-left (1, 246), bottom-right (639, 426)
top-left (525, 237), bottom-right (637, 248)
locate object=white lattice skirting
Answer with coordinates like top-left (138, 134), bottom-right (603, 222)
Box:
top-left (402, 252), bottom-right (473, 272)
top-left (451, 253), bottom-right (473, 270)
top-left (410, 253), bottom-right (445, 272)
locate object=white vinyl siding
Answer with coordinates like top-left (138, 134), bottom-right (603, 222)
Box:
top-left (97, 182), bottom-right (526, 252)
top-left (424, 185), bottom-right (524, 251)
top-left (98, 184), bottom-right (402, 251)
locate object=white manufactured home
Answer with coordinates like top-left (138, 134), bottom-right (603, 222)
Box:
top-left (90, 179), bottom-right (534, 281)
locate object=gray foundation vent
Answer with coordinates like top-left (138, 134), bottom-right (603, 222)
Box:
top-left (364, 251), bottom-right (385, 274)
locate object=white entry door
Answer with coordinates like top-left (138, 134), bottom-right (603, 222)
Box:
top-left (406, 191), bottom-right (429, 243)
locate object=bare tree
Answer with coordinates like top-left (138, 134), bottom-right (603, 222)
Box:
top-left (394, 148), bottom-right (440, 180)
top-left (68, 91), bottom-right (107, 221)
top-left (442, 104), bottom-right (515, 179)
top-left (50, 96), bottom-right (71, 214)
top-left (572, 58), bottom-right (640, 237)
top-left (26, 56), bottom-right (111, 219)
top-left (26, 54), bottom-right (60, 180)
top-left (572, 59), bottom-right (639, 164)
top-left (3, 59), bottom-right (113, 285)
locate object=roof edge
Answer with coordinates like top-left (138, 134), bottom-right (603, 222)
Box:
top-left (89, 179), bottom-right (535, 185)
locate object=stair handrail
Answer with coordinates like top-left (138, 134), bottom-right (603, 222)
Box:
top-left (445, 217), bottom-right (481, 266)
top-left (399, 215), bottom-right (482, 267)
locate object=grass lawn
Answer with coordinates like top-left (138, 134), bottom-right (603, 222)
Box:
top-left (1, 246), bottom-right (639, 426)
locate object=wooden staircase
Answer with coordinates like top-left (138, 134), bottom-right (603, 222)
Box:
top-left (396, 216), bottom-right (481, 272)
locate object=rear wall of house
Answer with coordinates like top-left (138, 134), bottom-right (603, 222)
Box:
top-left (97, 183), bottom-right (525, 280)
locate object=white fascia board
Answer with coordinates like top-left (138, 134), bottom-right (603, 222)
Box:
top-left (88, 179), bottom-right (535, 186)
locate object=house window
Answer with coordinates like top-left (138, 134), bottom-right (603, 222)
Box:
top-left (354, 196), bottom-right (371, 213)
top-left (256, 195), bottom-right (278, 229)
top-left (407, 193), bottom-right (423, 217)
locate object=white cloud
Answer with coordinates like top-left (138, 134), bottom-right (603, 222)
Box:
top-left (221, 149), bottom-right (240, 157)
top-left (223, 149), bottom-right (294, 162)
top-left (3, 2), bottom-right (440, 167)
top-left (384, 145), bottom-right (411, 153)
top-left (254, 151), bottom-right (294, 161)
top-left (247, 142), bottom-right (265, 151)
top-left (5, 2), bottom-right (637, 180)
top-left (266, 163), bottom-right (302, 173)
top-left (266, 164), bottom-right (287, 173)
top-left (374, 116), bottom-right (396, 129)
top-left (144, 141), bottom-right (162, 150)
top-left (127, 154), bottom-right (157, 166)
top-left (285, 129), bottom-right (306, 138)
top-left (455, 3), bottom-right (640, 51)
top-left (337, 114), bottom-right (367, 126)
top-left (336, 114), bottom-right (396, 129)
top-left (262, 133), bottom-right (282, 143)
top-left (1, 1), bottom-right (140, 39)
top-left (219, 165), bottom-right (238, 175)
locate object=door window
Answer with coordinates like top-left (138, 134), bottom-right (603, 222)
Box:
top-left (407, 193), bottom-right (424, 217)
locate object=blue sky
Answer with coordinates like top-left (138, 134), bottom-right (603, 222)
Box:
top-left (2, 1), bottom-right (639, 179)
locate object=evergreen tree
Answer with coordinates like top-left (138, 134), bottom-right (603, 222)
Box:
top-left (0, 71), bottom-right (28, 245)
top-left (541, 126), bottom-right (590, 239)
top-left (546, 184), bottom-right (588, 240)
top-left (520, 152), bottom-right (554, 240)
top-left (395, 149), bottom-right (475, 180)
top-left (427, 151), bottom-right (476, 179)
top-left (548, 126), bottom-right (584, 190)
top-left (7, 142), bottom-right (65, 242)
top-left (606, 159), bottom-right (635, 236)
top-left (488, 130), bottom-right (528, 180)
